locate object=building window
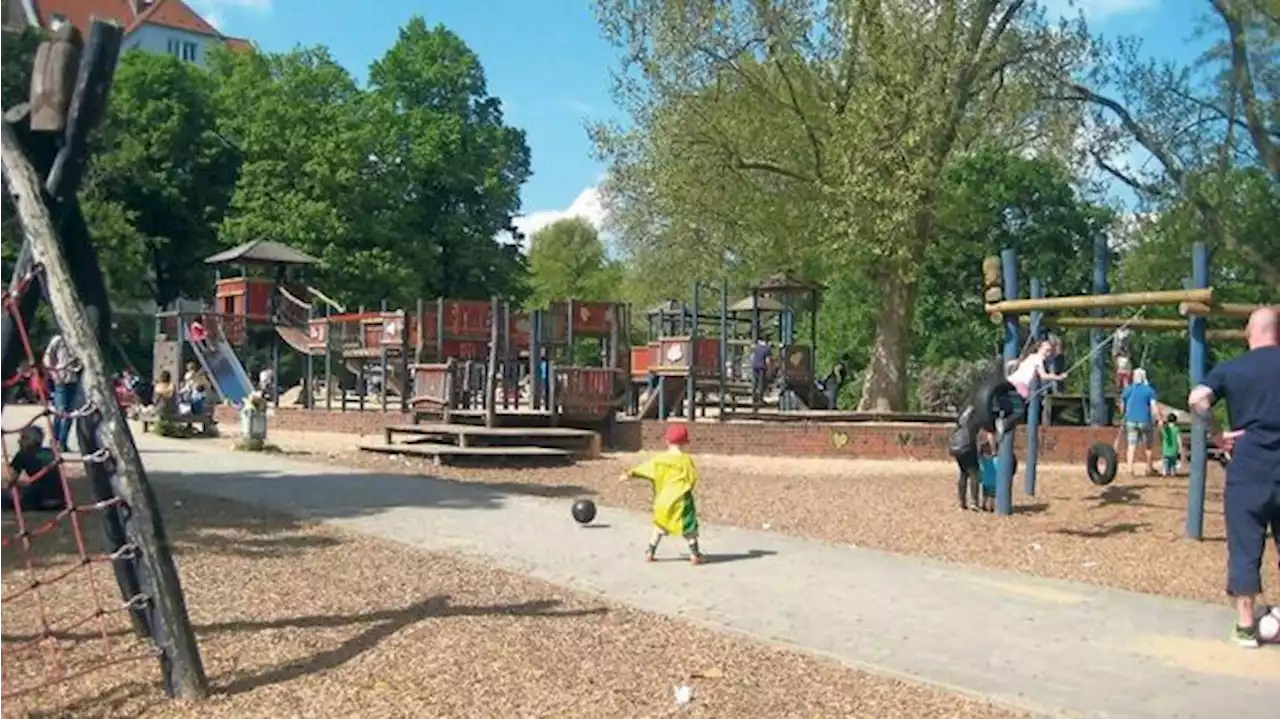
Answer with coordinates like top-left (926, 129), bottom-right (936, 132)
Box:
top-left (166, 39), bottom-right (200, 63)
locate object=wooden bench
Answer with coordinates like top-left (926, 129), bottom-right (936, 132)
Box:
top-left (136, 408), bottom-right (217, 437)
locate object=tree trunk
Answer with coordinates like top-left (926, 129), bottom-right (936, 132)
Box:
top-left (857, 272), bottom-right (917, 412)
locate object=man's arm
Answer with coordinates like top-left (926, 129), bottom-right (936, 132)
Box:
top-left (1189, 363), bottom-right (1226, 414)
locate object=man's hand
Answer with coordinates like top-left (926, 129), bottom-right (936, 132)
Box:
top-left (1188, 385), bottom-right (1214, 414)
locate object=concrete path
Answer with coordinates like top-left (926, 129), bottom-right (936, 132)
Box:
top-left (133, 435), bottom-right (1279, 719)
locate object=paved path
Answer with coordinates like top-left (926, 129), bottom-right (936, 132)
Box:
top-left (132, 435), bottom-right (1279, 719)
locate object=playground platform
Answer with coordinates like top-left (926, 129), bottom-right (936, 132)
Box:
top-left (134, 436), bottom-right (1280, 719)
top-left (357, 422), bottom-right (600, 466)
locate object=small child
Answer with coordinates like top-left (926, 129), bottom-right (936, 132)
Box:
top-left (619, 424), bottom-right (705, 564)
top-left (1160, 413), bottom-right (1183, 476)
top-left (3, 426), bottom-right (66, 512)
top-left (978, 444), bottom-right (998, 512)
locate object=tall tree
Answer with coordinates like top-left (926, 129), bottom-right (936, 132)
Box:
top-left (526, 217), bottom-right (623, 307)
top-left (1060, 0), bottom-right (1280, 291)
top-left (368, 17), bottom-right (533, 304)
top-left (85, 50), bottom-right (239, 307)
top-left (1, 26), bottom-right (44, 278)
top-left (209, 46), bottom-right (401, 307)
top-left (593, 0), bottom-right (1088, 410)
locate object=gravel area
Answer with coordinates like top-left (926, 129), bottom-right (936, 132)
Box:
top-left (262, 428), bottom-right (1278, 605)
top-left (3, 482), bottom-right (1020, 718)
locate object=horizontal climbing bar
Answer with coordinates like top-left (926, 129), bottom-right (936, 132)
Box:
top-left (1178, 301), bottom-right (1270, 318)
top-left (1019, 316), bottom-right (1188, 331)
top-left (986, 288), bottom-right (1213, 314)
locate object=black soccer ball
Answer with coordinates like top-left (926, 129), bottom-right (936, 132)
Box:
top-left (571, 498), bottom-right (597, 525)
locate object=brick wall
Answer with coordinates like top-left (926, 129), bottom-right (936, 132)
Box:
top-left (214, 406), bottom-right (413, 436)
top-left (218, 406), bottom-right (1118, 463)
top-left (609, 420), bottom-right (1117, 463)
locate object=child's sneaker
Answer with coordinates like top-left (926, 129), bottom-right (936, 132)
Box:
top-left (688, 553), bottom-right (705, 566)
top-left (1231, 623), bottom-right (1260, 648)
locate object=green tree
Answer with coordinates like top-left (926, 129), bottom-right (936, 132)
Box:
top-left (917, 149), bottom-right (1116, 365)
top-left (526, 217), bottom-right (623, 307)
top-left (593, 0), bottom-right (1088, 410)
top-left (83, 50), bottom-right (239, 307)
top-left (1, 26), bottom-right (44, 279)
top-left (368, 17), bottom-right (533, 303)
top-left (209, 45), bottom-right (401, 307)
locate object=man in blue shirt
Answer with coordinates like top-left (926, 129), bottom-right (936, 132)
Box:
top-left (1189, 307), bottom-right (1280, 648)
top-left (1121, 368), bottom-right (1160, 477)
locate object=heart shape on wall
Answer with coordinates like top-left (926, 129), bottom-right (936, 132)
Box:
top-left (830, 431), bottom-right (849, 449)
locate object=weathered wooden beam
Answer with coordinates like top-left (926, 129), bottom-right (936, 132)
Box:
top-left (1019, 316), bottom-right (1190, 331)
top-left (986, 288), bottom-right (1214, 315)
top-left (2, 121), bottom-right (209, 700)
top-left (1178, 301), bottom-right (1271, 318)
top-left (46, 19), bottom-right (123, 200)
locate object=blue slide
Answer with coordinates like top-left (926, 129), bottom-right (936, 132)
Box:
top-left (184, 321), bottom-right (254, 408)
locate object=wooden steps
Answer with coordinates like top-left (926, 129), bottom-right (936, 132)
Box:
top-left (357, 441), bottom-right (572, 467)
top-left (360, 420), bottom-right (601, 467)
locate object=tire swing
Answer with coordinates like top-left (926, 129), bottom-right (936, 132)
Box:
top-left (971, 373), bottom-right (1017, 433)
top-left (1086, 442), bottom-right (1118, 486)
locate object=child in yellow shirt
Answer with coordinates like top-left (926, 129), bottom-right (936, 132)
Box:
top-left (620, 424), bottom-right (704, 564)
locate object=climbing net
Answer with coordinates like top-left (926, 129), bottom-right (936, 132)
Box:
top-left (1, 266), bottom-right (158, 702)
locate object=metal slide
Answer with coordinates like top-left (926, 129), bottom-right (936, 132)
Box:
top-left (184, 321), bottom-right (254, 407)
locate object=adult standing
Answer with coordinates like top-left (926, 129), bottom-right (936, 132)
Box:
top-left (750, 339), bottom-right (772, 406)
top-left (1189, 307), bottom-right (1280, 648)
top-left (1120, 367), bottom-right (1160, 477)
top-left (42, 332), bottom-right (82, 452)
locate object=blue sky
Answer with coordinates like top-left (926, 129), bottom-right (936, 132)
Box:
top-left (195, 0), bottom-right (1207, 236)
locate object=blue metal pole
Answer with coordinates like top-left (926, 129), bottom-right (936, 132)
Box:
top-left (1186, 242), bottom-right (1210, 540)
top-left (997, 249), bottom-right (1019, 516)
top-left (1025, 277), bottom-right (1044, 497)
top-left (1090, 233), bottom-right (1109, 426)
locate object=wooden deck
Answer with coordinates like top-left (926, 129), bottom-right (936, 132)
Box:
top-left (357, 441), bottom-right (572, 467)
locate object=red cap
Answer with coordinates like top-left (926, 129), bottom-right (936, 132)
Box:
top-left (664, 424), bottom-right (689, 445)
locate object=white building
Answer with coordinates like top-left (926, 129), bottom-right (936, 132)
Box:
top-left (31, 0), bottom-right (250, 66)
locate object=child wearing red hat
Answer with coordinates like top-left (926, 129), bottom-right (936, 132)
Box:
top-left (620, 423), bottom-right (705, 564)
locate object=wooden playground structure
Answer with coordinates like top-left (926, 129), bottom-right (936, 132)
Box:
top-left (979, 240), bottom-right (1271, 541)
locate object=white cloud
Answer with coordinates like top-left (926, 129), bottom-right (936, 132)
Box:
top-left (189, 0), bottom-right (272, 30)
top-left (1042, 0), bottom-right (1156, 21)
top-left (502, 186), bottom-right (608, 251)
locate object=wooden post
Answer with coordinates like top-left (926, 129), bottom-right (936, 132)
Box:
top-left (484, 296), bottom-right (500, 428)
top-left (399, 309), bottom-right (409, 414)
top-left (323, 307), bottom-right (333, 411)
top-left (688, 283), bottom-right (700, 419)
top-left (3, 122), bottom-right (208, 699)
top-left (986, 288), bottom-right (1213, 314)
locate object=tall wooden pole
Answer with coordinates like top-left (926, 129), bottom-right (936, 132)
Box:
top-left (484, 296), bottom-right (500, 428)
top-left (3, 122), bottom-right (209, 699)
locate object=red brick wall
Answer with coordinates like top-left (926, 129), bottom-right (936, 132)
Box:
top-left (214, 406), bottom-right (413, 436)
top-left (219, 406), bottom-right (1117, 463)
top-left (609, 420), bottom-right (1117, 464)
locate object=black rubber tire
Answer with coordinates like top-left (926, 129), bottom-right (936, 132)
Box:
top-left (971, 374), bottom-right (1016, 432)
top-left (1086, 442), bottom-right (1119, 486)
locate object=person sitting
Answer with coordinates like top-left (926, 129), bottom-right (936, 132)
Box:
top-left (3, 426), bottom-right (66, 512)
top-left (151, 370), bottom-right (176, 415)
top-left (997, 340), bottom-right (1069, 436)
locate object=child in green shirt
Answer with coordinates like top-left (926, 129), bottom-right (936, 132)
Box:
top-left (1160, 413), bottom-right (1183, 477)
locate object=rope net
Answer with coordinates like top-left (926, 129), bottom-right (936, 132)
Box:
top-left (1, 268), bottom-right (159, 702)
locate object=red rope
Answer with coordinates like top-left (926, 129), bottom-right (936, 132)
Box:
top-left (2, 284), bottom-right (157, 702)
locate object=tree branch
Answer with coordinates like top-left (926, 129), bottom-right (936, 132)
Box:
top-left (1209, 0), bottom-right (1280, 179)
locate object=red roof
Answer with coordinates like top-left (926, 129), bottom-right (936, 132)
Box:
top-left (34, 0), bottom-right (241, 42)
top-left (126, 0), bottom-right (215, 36)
